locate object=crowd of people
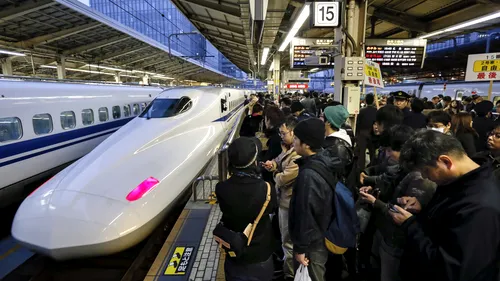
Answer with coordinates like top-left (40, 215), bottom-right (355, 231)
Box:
top-left (214, 91), bottom-right (500, 281)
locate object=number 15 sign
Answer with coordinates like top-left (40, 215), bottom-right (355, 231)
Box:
top-left (312, 2), bottom-right (341, 27)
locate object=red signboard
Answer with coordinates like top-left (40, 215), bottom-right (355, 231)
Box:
top-left (286, 84), bottom-right (308, 89)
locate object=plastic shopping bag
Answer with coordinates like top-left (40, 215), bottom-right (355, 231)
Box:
top-left (294, 264), bottom-right (312, 281)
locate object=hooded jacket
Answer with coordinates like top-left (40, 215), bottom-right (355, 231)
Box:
top-left (289, 152), bottom-right (339, 254)
top-left (322, 129), bottom-right (354, 181)
top-left (400, 161), bottom-right (500, 281)
top-left (301, 97), bottom-right (317, 116)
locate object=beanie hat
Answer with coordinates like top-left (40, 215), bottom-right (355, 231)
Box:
top-left (228, 137), bottom-right (259, 169)
top-left (475, 100), bottom-right (493, 116)
top-left (324, 105), bottom-right (349, 129)
top-left (290, 101), bottom-right (304, 113)
top-left (293, 118), bottom-right (325, 150)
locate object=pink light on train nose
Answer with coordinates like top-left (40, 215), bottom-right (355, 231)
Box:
top-left (126, 177), bottom-right (159, 201)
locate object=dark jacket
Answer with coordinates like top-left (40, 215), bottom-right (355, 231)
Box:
top-left (216, 174), bottom-right (278, 264)
top-left (455, 132), bottom-right (477, 157)
top-left (405, 111), bottom-right (427, 129)
top-left (322, 133), bottom-right (353, 182)
top-left (474, 151), bottom-right (500, 181)
top-left (240, 114), bottom-right (263, 137)
top-left (262, 127), bottom-right (283, 183)
top-left (400, 161), bottom-right (500, 281)
top-left (301, 97), bottom-right (317, 116)
top-left (296, 111), bottom-right (312, 122)
top-left (473, 116), bottom-right (495, 152)
top-left (356, 105), bottom-right (377, 135)
top-left (402, 108), bottom-right (414, 128)
top-left (289, 152), bottom-right (337, 254)
top-left (372, 169), bottom-right (436, 249)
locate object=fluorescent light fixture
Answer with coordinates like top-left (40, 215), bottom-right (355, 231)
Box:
top-left (419, 11), bottom-right (500, 39)
top-left (86, 64), bottom-right (127, 72)
top-left (0, 49), bottom-right (26, 56)
top-left (41, 65), bottom-right (139, 78)
top-left (261, 47), bottom-right (270, 65)
top-left (278, 3), bottom-right (311, 52)
top-left (309, 68), bottom-right (319, 72)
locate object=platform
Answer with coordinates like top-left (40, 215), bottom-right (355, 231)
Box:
top-left (145, 158), bottom-right (225, 281)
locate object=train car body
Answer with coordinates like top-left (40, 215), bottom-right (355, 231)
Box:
top-left (12, 87), bottom-right (246, 260)
top-left (0, 80), bottom-right (162, 207)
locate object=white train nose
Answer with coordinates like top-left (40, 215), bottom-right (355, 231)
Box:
top-left (12, 191), bottom-right (141, 260)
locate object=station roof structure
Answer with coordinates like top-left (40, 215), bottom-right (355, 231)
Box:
top-left (171, 0), bottom-right (500, 75)
top-left (0, 0), bottom-right (243, 83)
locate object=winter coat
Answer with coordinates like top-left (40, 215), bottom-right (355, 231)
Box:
top-left (455, 132), bottom-right (477, 157)
top-left (301, 97), bottom-right (317, 116)
top-left (473, 116), bottom-right (495, 152)
top-left (289, 152), bottom-right (339, 253)
top-left (400, 161), bottom-right (500, 281)
top-left (322, 129), bottom-right (354, 182)
top-left (269, 147), bottom-right (301, 209)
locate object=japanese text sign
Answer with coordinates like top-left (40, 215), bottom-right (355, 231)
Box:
top-left (364, 60), bottom-right (384, 88)
top-left (466, 53), bottom-right (500, 81)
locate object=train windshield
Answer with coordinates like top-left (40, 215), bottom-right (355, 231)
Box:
top-left (139, 97), bottom-right (192, 119)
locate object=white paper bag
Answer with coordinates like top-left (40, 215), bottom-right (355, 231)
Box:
top-left (294, 264), bottom-right (312, 281)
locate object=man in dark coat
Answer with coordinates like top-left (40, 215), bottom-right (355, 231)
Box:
top-left (390, 130), bottom-right (500, 281)
top-left (356, 93), bottom-right (377, 169)
top-left (289, 118), bottom-right (338, 281)
top-left (390, 91), bottom-right (412, 127)
top-left (473, 100), bottom-right (495, 153)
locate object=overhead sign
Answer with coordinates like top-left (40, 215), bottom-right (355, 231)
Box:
top-left (465, 53), bottom-right (500, 81)
top-left (312, 2), bottom-right (341, 27)
top-left (365, 39), bottom-right (427, 68)
top-left (286, 84), bottom-right (308, 89)
top-left (364, 60), bottom-right (384, 88)
top-left (164, 246), bottom-right (195, 275)
top-left (290, 38), bottom-right (337, 69)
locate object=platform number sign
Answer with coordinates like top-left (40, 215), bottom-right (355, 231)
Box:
top-left (313, 2), bottom-right (340, 27)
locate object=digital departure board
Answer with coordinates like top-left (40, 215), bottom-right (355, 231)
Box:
top-left (365, 39), bottom-right (427, 68)
top-left (290, 38), bottom-right (337, 69)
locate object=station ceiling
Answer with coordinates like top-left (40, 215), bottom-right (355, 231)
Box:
top-left (0, 0), bottom-right (242, 84)
top-left (172, 0), bottom-right (500, 75)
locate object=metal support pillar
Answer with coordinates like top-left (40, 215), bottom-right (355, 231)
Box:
top-left (1, 57), bottom-right (13, 75)
top-left (114, 73), bottom-right (121, 83)
top-left (267, 70), bottom-right (273, 94)
top-left (56, 56), bottom-right (66, 79)
top-left (273, 54), bottom-right (280, 95)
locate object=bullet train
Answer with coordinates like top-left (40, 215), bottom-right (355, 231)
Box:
top-left (378, 81), bottom-right (500, 102)
top-left (0, 80), bottom-right (163, 208)
top-left (11, 86), bottom-right (248, 260)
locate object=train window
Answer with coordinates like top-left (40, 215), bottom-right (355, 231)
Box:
top-left (33, 114), bottom-right (53, 135)
top-left (82, 109), bottom-right (94, 126)
top-left (139, 97), bottom-right (192, 118)
top-left (123, 105), bottom-right (131, 117)
top-left (0, 117), bottom-right (22, 142)
top-left (60, 111), bottom-right (76, 130)
top-left (112, 106), bottom-right (121, 119)
top-left (99, 107), bottom-right (109, 122)
top-left (133, 104), bottom-right (140, 115)
top-left (140, 103), bottom-right (147, 111)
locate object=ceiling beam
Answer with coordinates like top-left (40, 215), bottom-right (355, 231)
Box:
top-left (97, 45), bottom-right (150, 61)
top-left (427, 3), bottom-right (500, 32)
top-left (202, 30), bottom-right (246, 46)
top-left (14, 22), bottom-right (102, 48)
top-left (63, 36), bottom-right (130, 55)
top-left (191, 17), bottom-right (244, 35)
top-left (142, 58), bottom-right (179, 69)
top-left (372, 8), bottom-right (427, 33)
top-left (121, 53), bottom-right (162, 66)
top-left (210, 41), bottom-right (248, 54)
top-left (0, 0), bottom-right (57, 23)
top-left (178, 0), bottom-right (241, 19)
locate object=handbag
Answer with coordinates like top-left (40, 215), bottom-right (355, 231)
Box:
top-left (213, 182), bottom-right (271, 258)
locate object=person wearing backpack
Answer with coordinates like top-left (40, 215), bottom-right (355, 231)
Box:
top-left (289, 118), bottom-right (336, 281)
top-left (358, 125), bottom-right (436, 281)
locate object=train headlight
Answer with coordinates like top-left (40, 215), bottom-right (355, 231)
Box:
top-left (126, 177), bottom-right (159, 201)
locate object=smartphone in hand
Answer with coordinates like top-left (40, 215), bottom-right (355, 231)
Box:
top-left (388, 203), bottom-right (400, 213)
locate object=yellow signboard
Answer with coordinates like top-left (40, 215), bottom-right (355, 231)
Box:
top-left (364, 65), bottom-right (381, 79)
top-left (164, 246), bottom-right (195, 275)
top-left (473, 60), bottom-right (500, 72)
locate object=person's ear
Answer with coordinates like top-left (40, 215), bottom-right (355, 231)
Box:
top-left (437, 155), bottom-right (453, 170)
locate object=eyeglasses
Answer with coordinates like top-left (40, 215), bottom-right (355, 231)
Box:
top-left (279, 131), bottom-right (291, 137)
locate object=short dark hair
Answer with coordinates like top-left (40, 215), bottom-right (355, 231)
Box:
top-left (426, 110), bottom-right (451, 125)
top-left (411, 98), bottom-right (425, 113)
top-left (281, 97), bottom-right (292, 106)
top-left (443, 96), bottom-right (452, 102)
top-left (264, 106), bottom-right (285, 127)
top-left (365, 94), bottom-right (374, 105)
top-left (400, 129), bottom-right (466, 170)
top-left (282, 115), bottom-right (298, 130)
top-left (252, 103), bottom-right (263, 113)
top-left (385, 125), bottom-right (414, 151)
top-left (375, 104), bottom-right (403, 129)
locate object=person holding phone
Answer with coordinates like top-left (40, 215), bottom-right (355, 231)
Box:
top-left (359, 125), bottom-right (436, 281)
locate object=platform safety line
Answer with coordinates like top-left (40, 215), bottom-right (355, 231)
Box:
top-left (151, 209), bottom-right (191, 281)
top-left (0, 244), bottom-right (21, 261)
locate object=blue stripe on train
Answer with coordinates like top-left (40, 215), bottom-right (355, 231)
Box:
top-left (0, 117), bottom-right (134, 160)
top-left (213, 103), bottom-right (245, 122)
